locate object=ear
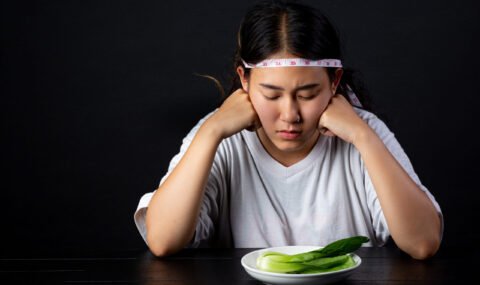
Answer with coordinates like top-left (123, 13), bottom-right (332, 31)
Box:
top-left (236, 66), bottom-right (249, 91)
top-left (331, 68), bottom-right (344, 94)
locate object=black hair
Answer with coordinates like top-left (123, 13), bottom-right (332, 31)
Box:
top-left (200, 0), bottom-right (372, 111)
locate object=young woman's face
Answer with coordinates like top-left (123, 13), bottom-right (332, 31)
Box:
top-left (238, 60), bottom-right (341, 162)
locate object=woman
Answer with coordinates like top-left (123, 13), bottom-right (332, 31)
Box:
top-left (134, 0), bottom-right (443, 259)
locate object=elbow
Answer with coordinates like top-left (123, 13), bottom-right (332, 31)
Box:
top-left (146, 232), bottom-right (182, 258)
top-left (408, 236), bottom-right (441, 260)
top-left (148, 243), bottom-right (177, 258)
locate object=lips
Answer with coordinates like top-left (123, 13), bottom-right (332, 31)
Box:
top-left (277, 130), bottom-right (301, 140)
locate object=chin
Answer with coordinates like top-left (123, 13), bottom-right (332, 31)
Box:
top-left (273, 140), bottom-right (306, 152)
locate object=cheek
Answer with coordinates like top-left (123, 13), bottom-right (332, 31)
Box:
top-left (302, 97), bottom-right (330, 123)
top-left (251, 96), bottom-right (277, 124)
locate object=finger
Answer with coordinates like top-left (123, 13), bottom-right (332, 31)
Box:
top-left (246, 120), bottom-right (256, 132)
top-left (322, 130), bottom-right (336, 137)
top-left (246, 116), bottom-right (262, 132)
top-left (254, 117), bottom-right (262, 130)
top-left (319, 127), bottom-right (335, 137)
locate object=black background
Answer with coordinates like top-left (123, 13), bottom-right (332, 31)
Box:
top-left (2, 0), bottom-right (479, 254)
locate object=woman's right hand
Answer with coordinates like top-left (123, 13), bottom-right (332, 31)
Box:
top-left (206, 88), bottom-right (261, 139)
top-left (146, 88), bottom-right (259, 257)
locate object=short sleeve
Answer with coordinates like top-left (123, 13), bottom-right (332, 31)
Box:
top-left (358, 109), bottom-right (444, 245)
top-left (133, 109), bottom-right (228, 247)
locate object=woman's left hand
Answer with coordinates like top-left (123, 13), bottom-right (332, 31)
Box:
top-left (318, 94), bottom-right (371, 144)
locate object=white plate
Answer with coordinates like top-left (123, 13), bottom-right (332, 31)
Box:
top-left (241, 246), bottom-right (361, 285)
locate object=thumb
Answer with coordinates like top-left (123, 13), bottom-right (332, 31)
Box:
top-left (246, 115), bottom-right (262, 132)
top-left (319, 126), bottom-right (335, 137)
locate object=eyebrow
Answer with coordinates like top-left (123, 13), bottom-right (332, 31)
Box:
top-left (259, 83), bottom-right (320, 92)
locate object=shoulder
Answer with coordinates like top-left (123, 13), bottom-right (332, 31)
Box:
top-left (354, 107), bottom-right (394, 141)
top-left (188, 109), bottom-right (218, 133)
top-left (179, 109), bottom-right (218, 143)
top-left (354, 107), bottom-right (383, 126)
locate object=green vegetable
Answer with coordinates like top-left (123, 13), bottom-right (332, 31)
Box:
top-left (300, 255), bottom-right (356, 274)
top-left (256, 236), bottom-right (369, 274)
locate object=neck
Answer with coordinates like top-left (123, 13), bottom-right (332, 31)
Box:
top-left (256, 129), bottom-right (320, 167)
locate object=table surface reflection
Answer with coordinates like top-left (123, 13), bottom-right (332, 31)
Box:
top-left (0, 245), bottom-right (478, 284)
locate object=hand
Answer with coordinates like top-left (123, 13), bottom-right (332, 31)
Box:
top-left (206, 88), bottom-right (261, 139)
top-left (318, 95), bottom-right (370, 144)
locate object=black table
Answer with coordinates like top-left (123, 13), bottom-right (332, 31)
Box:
top-left (1, 245), bottom-right (478, 284)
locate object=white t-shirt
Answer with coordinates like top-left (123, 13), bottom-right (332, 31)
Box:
top-left (134, 108), bottom-right (443, 248)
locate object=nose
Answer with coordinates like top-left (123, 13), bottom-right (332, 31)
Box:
top-left (279, 97), bottom-right (300, 123)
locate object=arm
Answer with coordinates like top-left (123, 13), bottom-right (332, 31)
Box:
top-left (145, 89), bottom-right (259, 257)
top-left (319, 95), bottom-right (441, 260)
top-left (353, 126), bottom-right (441, 260)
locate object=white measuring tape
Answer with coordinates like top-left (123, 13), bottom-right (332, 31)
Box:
top-left (241, 58), bottom-right (342, 68)
top-left (345, 84), bottom-right (362, 108)
top-left (241, 57), bottom-right (362, 108)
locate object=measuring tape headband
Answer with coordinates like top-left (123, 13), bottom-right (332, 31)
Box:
top-left (241, 58), bottom-right (362, 107)
top-left (241, 58), bottom-right (343, 68)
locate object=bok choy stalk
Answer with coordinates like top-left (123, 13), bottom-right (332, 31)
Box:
top-left (256, 236), bottom-right (369, 274)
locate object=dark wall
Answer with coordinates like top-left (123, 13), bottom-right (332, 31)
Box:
top-left (2, 0), bottom-right (479, 254)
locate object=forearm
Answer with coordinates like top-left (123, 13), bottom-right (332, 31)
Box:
top-left (354, 127), bottom-right (441, 259)
top-left (145, 120), bottom-right (222, 256)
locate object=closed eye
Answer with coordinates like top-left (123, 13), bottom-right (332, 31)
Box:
top-left (262, 91), bottom-right (319, 101)
top-left (297, 94), bottom-right (318, 100)
top-left (263, 94), bottom-right (280, 100)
